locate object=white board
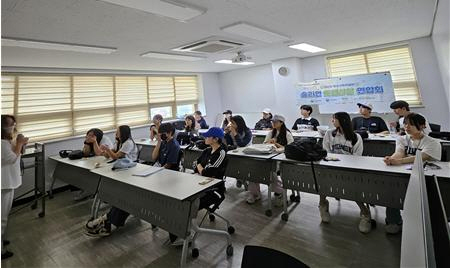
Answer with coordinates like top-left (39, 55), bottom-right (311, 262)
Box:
top-left (296, 72), bottom-right (395, 114)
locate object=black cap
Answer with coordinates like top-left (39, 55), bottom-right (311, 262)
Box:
top-left (390, 100), bottom-right (409, 109)
top-left (222, 110), bottom-right (232, 115)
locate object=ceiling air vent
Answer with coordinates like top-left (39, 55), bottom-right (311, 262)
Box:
top-left (172, 39), bottom-right (244, 54)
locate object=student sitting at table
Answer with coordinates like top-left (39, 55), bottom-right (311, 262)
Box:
top-left (194, 111), bottom-right (208, 129)
top-left (221, 110), bottom-right (233, 130)
top-left (292, 105), bottom-right (320, 131)
top-left (254, 108), bottom-right (273, 130)
top-left (383, 113), bottom-right (441, 234)
top-left (322, 112), bottom-right (373, 233)
top-left (389, 100), bottom-right (431, 135)
top-left (150, 114), bottom-right (163, 140)
top-left (152, 123), bottom-right (181, 171)
top-left (82, 128), bottom-right (113, 157)
top-left (352, 102), bottom-right (389, 134)
top-left (224, 115), bottom-right (252, 147)
top-left (247, 115), bottom-right (293, 205)
top-left (169, 127), bottom-right (229, 246)
top-left (74, 128), bottom-right (114, 201)
top-left (84, 125), bottom-right (138, 237)
top-left (184, 115), bottom-right (199, 136)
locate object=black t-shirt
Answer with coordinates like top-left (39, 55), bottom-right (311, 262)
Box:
top-left (351, 116), bottom-right (388, 133)
top-left (292, 118), bottom-right (320, 131)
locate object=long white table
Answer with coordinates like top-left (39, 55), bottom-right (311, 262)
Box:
top-left (49, 155), bottom-right (113, 218)
top-left (91, 163), bottom-right (222, 267)
top-left (226, 147), bottom-right (281, 216)
top-left (272, 153), bottom-right (450, 221)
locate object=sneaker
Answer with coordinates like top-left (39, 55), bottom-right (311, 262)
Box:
top-left (359, 214), bottom-right (372, 233)
top-left (274, 193), bottom-right (283, 207)
top-left (319, 202), bottom-right (331, 223)
top-left (246, 194), bottom-right (261, 204)
top-left (85, 225), bottom-right (111, 237)
top-left (385, 223), bottom-right (402, 234)
top-left (74, 190), bottom-right (91, 201)
top-left (1, 250), bottom-right (13, 260)
top-left (85, 214), bottom-right (107, 231)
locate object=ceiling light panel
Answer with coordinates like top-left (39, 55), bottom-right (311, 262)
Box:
top-left (141, 52), bottom-right (204, 61)
top-left (214, 60), bottom-right (255, 65)
top-left (288, 43), bottom-right (326, 53)
top-left (1, 38), bottom-right (117, 54)
top-left (98, 0), bottom-right (206, 22)
top-left (221, 22), bottom-right (290, 43)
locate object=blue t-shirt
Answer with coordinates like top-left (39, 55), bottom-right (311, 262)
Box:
top-left (158, 138), bottom-right (181, 167)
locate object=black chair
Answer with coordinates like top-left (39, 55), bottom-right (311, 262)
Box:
top-left (430, 123), bottom-right (441, 132)
top-left (189, 158), bottom-right (235, 258)
top-left (241, 245), bottom-right (309, 268)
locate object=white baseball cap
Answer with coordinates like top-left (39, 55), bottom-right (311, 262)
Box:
top-left (272, 114), bottom-right (285, 122)
top-left (357, 102), bottom-right (373, 110)
top-left (262, 108), bottom-right (271, 114)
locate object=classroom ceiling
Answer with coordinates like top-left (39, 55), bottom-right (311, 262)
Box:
top-left (1, 0), bottom-right (436, 73)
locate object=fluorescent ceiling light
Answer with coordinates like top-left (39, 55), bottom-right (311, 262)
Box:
top-left (214, 60), bottom-right (255, 65)
top-left (98, 0), bottom-right (206, 22)
top-left (288, 43), bottom-right (326, 53)
top-left (141, 52), bottom-right (204, 61)
top-left (2, 38), bottom-right (116, 54)
top-left (221, 22), bottom-right (289, 43)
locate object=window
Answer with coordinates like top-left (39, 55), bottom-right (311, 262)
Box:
top-left (1, 74), bottom-right (199, 142)
top-left (327, 45), bottom-right (423, 106)
top-left (177, 104), bottom-right (195, 118)
top-left (150, 106), bottom-right (173, 119)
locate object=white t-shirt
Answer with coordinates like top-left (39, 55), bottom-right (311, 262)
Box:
top-left (322, 129), bottom-right (363, 156)
top-left (114, 139), bottom-right (138, 161)
top-left (1, 139), bottom-right (22, 189)
top-left (395, 134), bottom-right (441, 161)
top-left (263, 130), bottom-right (294, 145)
top-left (399, 113), bottom-right (431, 135)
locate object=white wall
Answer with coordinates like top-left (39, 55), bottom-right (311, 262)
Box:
top-left (218, 37), bottom-right (450, 130)
top-left (198, 73), bottom-right (223, 127)
top-left (219, 64), bottom-right (277, 126)
top-left (431, 0), bottom-right (450, 110)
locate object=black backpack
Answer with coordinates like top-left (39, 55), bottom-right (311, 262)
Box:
top-left (285, 139), bottom-right (327, 161)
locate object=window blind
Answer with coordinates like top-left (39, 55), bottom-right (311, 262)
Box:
top-left (1, 75), bottom-right (15, 115)
top-left (115, 76), bottom-right (148, 126)
top-left (174, 76), bottom-right (198, 102)
top-left (16, 76), bottom-right (72, 141)
top-left (327, 45), bottom-right (422, 106)
top-left (73, 76), bottom-right (115, 134)
top-left (148, 77), bottom-right (175, 103)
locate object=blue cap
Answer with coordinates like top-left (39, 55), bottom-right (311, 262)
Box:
top-left (202, 127), bottom-right (224, 138)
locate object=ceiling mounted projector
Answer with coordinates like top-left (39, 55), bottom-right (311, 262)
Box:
top-left (232, 51), bottom-right (251, 63)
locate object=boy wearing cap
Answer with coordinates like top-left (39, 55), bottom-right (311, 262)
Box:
top-left (254, 108), bottom-right (273, 130)
top-left (221, 110), bottom-right (233, 130)
top-left (390, 100), bottom-right (431, 135)
top-left (292, 105), bottom-right (320, 131)
top-left (352, 103), bottom-right (389, 134)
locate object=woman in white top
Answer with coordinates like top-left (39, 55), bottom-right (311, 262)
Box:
top-left (322, 112), bottom-right (373, 234)
top-left (1, 115), bottom-right (28, 259)
top-left (82, 128), bottom-right (113, 157)
top-left (383, 113), bottom-right (441, 234)
top-left (102, 125), bottom-right (138, 161)
top-left (247, 115), bottom-right (294, 205)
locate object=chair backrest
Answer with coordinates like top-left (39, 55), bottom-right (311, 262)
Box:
top-left (430, 123), bottom-right (441, 132)
top-left (241, 245), bottom-right (309, 268)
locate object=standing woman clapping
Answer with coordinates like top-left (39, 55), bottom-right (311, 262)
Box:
top-left (1, 115), bottom-right (29, 259)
